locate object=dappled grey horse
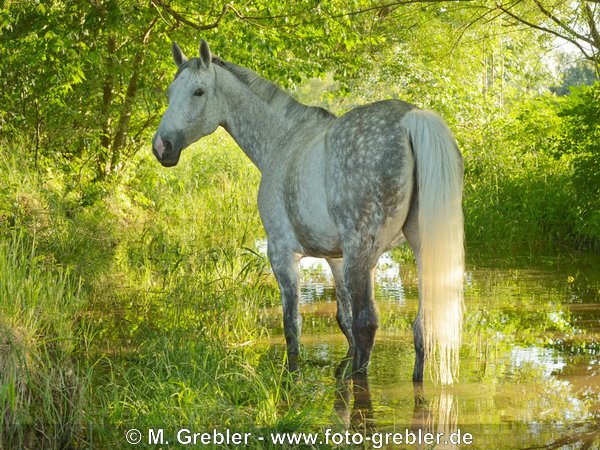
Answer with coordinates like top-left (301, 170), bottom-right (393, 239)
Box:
top-left (152, 39), bottom-right (464, 384)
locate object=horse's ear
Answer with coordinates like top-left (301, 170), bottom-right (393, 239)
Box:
top-left (172, 41), bottom-right (187, 68)
top-left (199, 39), bottom-right (212, 68)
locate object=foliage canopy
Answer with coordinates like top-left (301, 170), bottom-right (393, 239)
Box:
top-left (0, 0), bottom-right (599, 246)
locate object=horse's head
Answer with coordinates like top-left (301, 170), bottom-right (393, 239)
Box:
top-left (152, 39), bottom-right (221, 167)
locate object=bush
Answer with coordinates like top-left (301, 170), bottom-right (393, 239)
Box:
top-left (462, 94), bottom-right (578, 254)
top-left (557, 83), bottom-right (600, 247)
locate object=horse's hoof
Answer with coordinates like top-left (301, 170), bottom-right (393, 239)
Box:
top-left (287, 353), bottom-right (299, 374)
top-left (335, 357), bottom-right (353, 379)
top-left (352, 351), bottom-right (370, 375)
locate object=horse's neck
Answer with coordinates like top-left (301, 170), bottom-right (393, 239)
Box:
top-left (221, 93), bottom-right (289, 171)
top-left (218, 70), bottom-right (329, 172)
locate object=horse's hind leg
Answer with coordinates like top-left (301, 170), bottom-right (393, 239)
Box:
top-left (327, 258), bottom-right (355, 360)
top-left (403, 203), bottom-right (425, 382)
top-left (342, 251), bottom-right (378, 374)
top-left (268, 245), bottom-right (302, 372)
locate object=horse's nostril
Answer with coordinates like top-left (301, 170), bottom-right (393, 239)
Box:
top-left (155, 135), bottom-right (166, 158)
top-left (154, 135), bottom-right (175, 159)
top-left (153, 130), bottom-right (184, 167)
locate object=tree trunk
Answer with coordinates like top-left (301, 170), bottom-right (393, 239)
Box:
top-left (33, 99), bottom-right (41, 168)
top-left (97, 35), bottom-right (117, 179)
top-left (583, 3), bottom-right (600, 76)
top-left (110, 52), bottom-right (143, 172)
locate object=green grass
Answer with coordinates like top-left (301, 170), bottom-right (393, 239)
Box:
top-left (464, 148), bottom-right (577, 255)
top-left (0, 133), bottom-right (344, 448)
top-left (0, 232), bottom-right (89, 449)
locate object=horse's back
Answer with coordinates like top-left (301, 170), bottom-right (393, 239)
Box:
top-left (325, 99), bottom-right (416, 165)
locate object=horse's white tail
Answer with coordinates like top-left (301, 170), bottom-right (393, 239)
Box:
top-left (402, 109), bottom-right (464, 385)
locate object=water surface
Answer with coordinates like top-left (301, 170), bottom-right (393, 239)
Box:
top-left (259, 250), bottom-right (600, 449)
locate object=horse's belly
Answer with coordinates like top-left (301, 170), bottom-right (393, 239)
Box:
top-left (289, 190), bottom-right (341, 257)
top-left (284, 143), bottom-right (342, 257)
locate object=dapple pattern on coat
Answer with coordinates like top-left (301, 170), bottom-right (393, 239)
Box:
top-left (152, 39), bottom-right (464, 384)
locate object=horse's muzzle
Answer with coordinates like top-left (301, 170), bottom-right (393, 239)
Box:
top-left (152, 133), bottom-right (183, 167)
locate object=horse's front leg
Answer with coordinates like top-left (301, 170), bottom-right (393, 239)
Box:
top-left (327, 258), bottom-right (355, 360)
top-left (268, 244), bottom-right (302, 372)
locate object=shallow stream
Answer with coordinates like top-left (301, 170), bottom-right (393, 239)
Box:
top-left (259, 250), bottom-right (599, 449)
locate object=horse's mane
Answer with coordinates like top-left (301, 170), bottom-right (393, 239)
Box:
top-left (206, 56), bottom-right (336, 124)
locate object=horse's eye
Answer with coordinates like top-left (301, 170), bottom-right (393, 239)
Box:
top-left (193, 88), bottom-right (205, 97)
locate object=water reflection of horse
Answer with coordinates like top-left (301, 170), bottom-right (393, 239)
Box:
top-left (334, 359), bottom-right (458, 449)
top-left (152, 39), bottom-right (464, 384)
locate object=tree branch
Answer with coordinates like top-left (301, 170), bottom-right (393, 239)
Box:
top-left (324, 0), bottom-right (473, 21)
top-left (583, 3), bottom-right (600, 51)
top-left (531, 0), bottom-right (594, 45)
top-left (450, 5), bottom-right (504, 52)
top-left (495, 1), bottom-right (593, 60)
top-left (150, 0), bottom-right (233, 31)
top-left (151, 0), bottom-right (474, 32)
top-left (142, 16), bottom-right (159, 45)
